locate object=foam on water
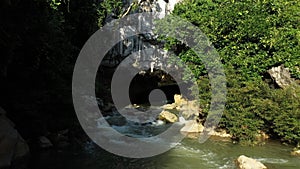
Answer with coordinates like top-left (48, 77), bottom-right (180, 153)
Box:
top-left (257, 158), bottom-right (288, 164)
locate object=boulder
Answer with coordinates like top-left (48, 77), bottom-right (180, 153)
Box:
top-left (291, 149), bottom-right (300, 156)
top-left (38, 136), bottom-right (53, 148)
top-left (181, 100), bottom-right (201, 119)
top-left (208, 128), bottom-right (232, 138)
top-left (180, 120), bottom-right (204, 133)
top-left (174, 94), bottom-right (187, 107)
top-left (267, 65), bottom-right (294, 88)
top-left (162, 103), bottom-right (176, 110)
top-left (0, 111), bottom-right (29, 169)
top-left (173, 95), bottom-right (202, 120)
top-left (236, 155), bottom-right (267, 169)
top-left (159, 110), bottom-right (178, 123)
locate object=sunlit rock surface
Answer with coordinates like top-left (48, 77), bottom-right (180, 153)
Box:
top-left (207, 128), bottom-right (232, 138)
top-left (180, 120), bottom-right (204, 133)
top-left (291, 149), bottom-right (300, 157)
top-left (236, 155), bottom-right (267, 169)
top-left (159, 110), bottom-right (178, 123)
top-left (163, 94), bottom-right (202, 120)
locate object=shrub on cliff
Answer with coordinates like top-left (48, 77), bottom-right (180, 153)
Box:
top-left (168, 0), bottom-right (300, 144)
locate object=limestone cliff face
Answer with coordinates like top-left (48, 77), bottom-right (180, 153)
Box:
top-left (101, 0), bottom-right (184, 79)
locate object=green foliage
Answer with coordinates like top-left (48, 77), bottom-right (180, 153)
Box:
top-left (168, 0), bottom-right (300, 144)
top-left (195, 76), bottom-right (212, 117)
top-left (97, 0), bottom-right (124, 27)
top-left (178, 49), bottom-right (207, 78)
top-left (218, 72), bottom-right (300, 144)
top-left (50, 0), bottom-right (62, 10)
top-left (219, 74), bottom-right (265, 143)
top-left (253, 84), bottom-right (300, 144)
top-left (173, 0), bottom-right (300, 79)
top-left (1, 0), bottom-right (299, 145)
top-left (0, 0), bottom-right (105, 136)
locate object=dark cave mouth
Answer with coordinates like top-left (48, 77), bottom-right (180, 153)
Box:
top-left (129, 69), bottom-right (181, 105)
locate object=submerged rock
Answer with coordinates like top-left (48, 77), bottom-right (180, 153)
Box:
top-left (236, 155), bottom-right (267, 169)
top-left (158, 110), bottom-right (178, 123)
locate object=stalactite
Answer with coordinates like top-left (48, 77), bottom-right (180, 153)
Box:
top-left (103, 0), bottom-right (183, 71)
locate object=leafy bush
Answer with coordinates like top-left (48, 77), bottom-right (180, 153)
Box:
top-left (168, 0), bottom-right (300, 144)
top-left (252, 84), bottom-right (300, 144)
top-left (220, 73), bottom-right (300, 144)
top-left (173, 0), bottom-right (300, 79)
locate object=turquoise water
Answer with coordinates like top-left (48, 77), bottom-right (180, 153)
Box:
top-left (30, 108), bottom-right (299, 169)
top-left (30, 138), bottom-right (299, 169)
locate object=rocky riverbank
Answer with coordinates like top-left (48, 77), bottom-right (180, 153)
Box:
top-left (0, 107), bottom-right (29, 169)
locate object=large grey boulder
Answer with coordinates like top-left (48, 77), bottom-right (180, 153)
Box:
top-left (267, 65), bottom-right (294, 88)
top-left (0, 107), bottom-right (29, 169)
top-left (236, 155), bottom-right (267, 169)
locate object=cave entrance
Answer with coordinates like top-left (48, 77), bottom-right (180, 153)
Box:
top-left (129, 69), bottom-right (180, 105)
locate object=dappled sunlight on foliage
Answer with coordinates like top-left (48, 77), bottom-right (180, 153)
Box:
top-left (170, 0), bottom-right (300, 144)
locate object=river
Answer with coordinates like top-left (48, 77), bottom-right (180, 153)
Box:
top-left (29, 138), bottom-right (299, 169)
top-left (29, 114), bottom-right (300, 169)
